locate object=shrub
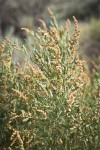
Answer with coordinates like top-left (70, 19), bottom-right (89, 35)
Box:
top-left (0, 13), bottom-right (99, 149)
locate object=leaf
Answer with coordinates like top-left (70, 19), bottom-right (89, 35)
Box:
top-left (22, 118), bottom-right (29, 122)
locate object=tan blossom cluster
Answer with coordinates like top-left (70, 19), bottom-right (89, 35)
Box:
top-left (1, 76), bottom-right (7, 97)
top-left (36, 109), bottom-right (47, 120)
top-left (8, 125), bottom-right (24, 150)
top-left (0, 40), bottom-right (6, 55)
top-left (73, 16), bottom-right (80, 45)
top-left (66, 19), bottom-right (71, 33)
top-left (12, 88), bottom-right (28, 100)
top-left (21, 28), bottom-right (34, 36)
top-left (28, 62), bottom-right (48, 80)
top-left (75, 59), bottom-right (90, 86)
top-left (39, 19), bottom-right (47, 29)
top-left (50, 27), bottom-right (60, 40)
top-left (68, 90), bottom-right (77, 105)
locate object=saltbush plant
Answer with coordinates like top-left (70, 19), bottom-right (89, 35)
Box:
top-left (0, 12), bottom-right (99, 150)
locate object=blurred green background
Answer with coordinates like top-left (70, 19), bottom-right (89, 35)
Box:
top-left (0, 0), bottom-right (100, 70)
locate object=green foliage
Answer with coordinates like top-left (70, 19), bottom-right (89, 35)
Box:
top-left (0, 14), bottom-right (100, 150)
